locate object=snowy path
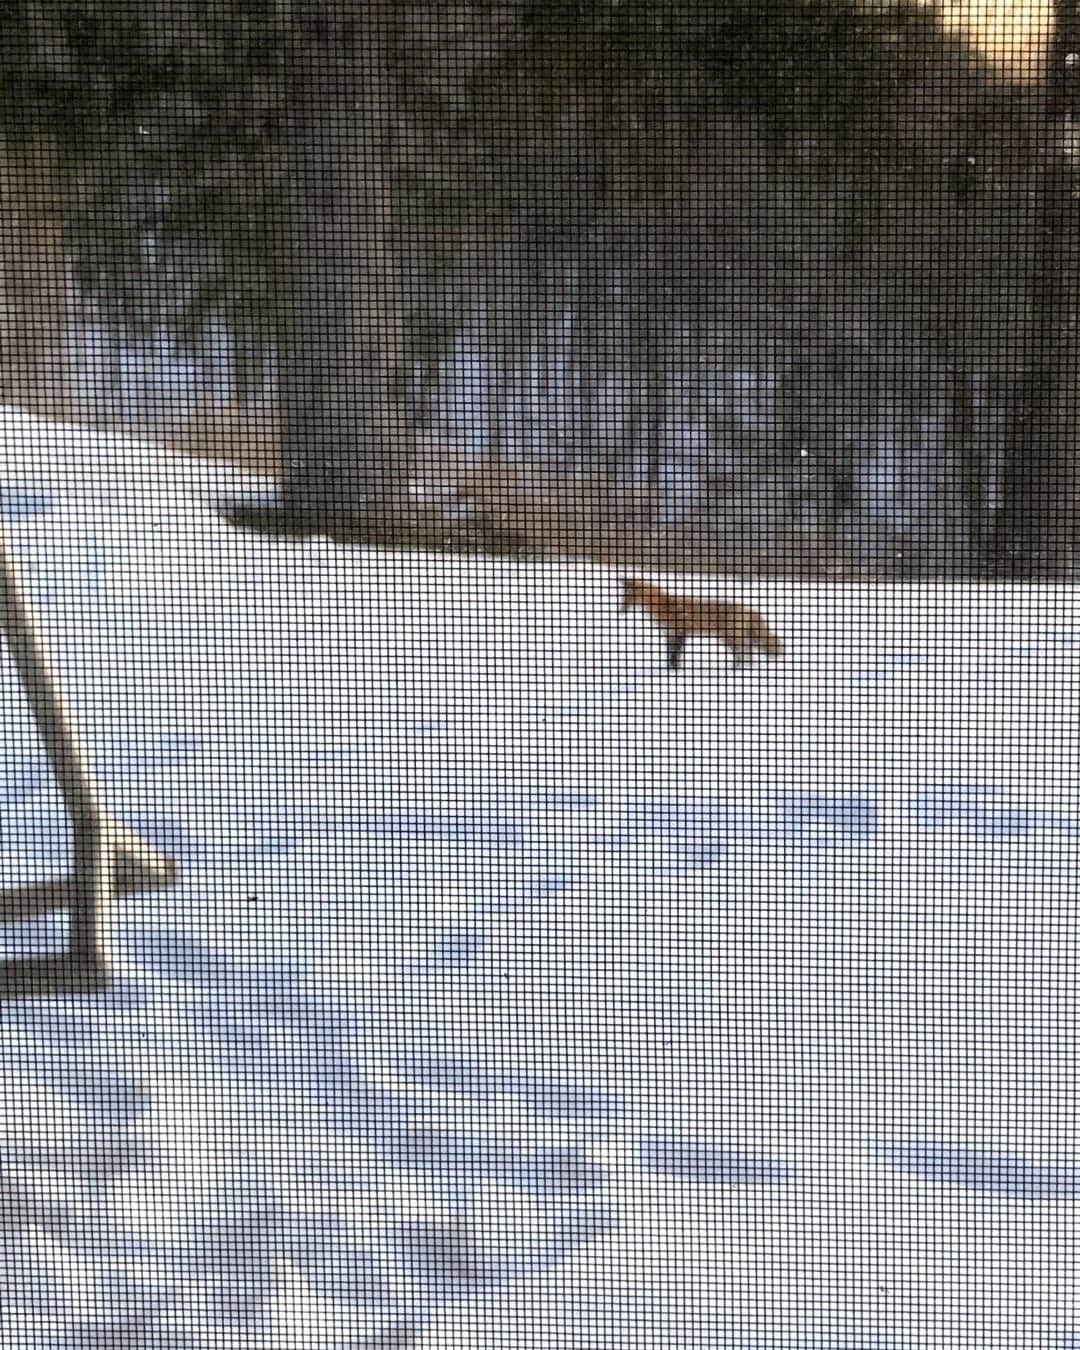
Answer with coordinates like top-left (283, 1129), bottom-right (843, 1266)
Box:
top-left (1, 409), bottom-right (1079, 1348)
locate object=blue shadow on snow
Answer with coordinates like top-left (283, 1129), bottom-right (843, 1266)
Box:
top-left (1, 490), bottom-right (54, 520)
top-left (388, 1205), bottom-right (617, 1300)
top-left (251, 810), bottom-right (527, 858)
top-left (626, 793), bottom-right (878, 863)
top-left (425, 929), bottom-right (485, 970)
top-left (400, 1054), bottom-right (624, 1122)
top-left (874, 1142), bottom-right (1080, 1199)
top-left (917, 786), bottom-right (1079, 839)
top-left (379, 1129), bottom-right (606, 1197)
top-left (639, 1137), bottom-right (792, 1185)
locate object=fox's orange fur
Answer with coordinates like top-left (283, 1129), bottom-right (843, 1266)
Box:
top-left (621, 579), bottom-right (782, 672)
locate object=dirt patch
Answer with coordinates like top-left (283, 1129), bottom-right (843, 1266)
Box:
top-left (163, 392), bottom-right (281, 480)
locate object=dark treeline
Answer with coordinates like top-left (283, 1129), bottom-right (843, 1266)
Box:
top-left (0, 2), bottom-right (1072, 577)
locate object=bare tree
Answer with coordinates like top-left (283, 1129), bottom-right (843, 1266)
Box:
top-left (1, 525), bottom-right (175, 998)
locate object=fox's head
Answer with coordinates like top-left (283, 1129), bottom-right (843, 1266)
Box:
top-left (621, 579), bottom-right (643, 612)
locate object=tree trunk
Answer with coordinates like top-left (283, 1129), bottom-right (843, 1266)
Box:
top-left (235, 1), bottom-right (411, 544)
top-left (950, 361), bottom-right (986, 576)
top-left (992, 2), bottom-right (1080, 579)
top-left (0, 135), bottom-right (75, 423)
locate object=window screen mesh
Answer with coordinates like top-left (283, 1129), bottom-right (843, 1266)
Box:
top-left (1, 3), bottom-right (1077, 1347)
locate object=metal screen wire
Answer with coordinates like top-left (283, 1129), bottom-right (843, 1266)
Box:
top-left (1, 4), bottom-right (1076, 1347)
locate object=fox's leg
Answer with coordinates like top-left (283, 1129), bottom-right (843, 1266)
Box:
top-left (666, 633), bottom-right (686, 671)
top-left (730, 643), bottom-right (749, 669)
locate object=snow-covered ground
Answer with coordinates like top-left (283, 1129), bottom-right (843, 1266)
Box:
top-left (1, 406), bottom-right (1078, 1349)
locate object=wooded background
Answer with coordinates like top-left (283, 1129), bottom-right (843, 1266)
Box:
top-left (0, 2), bottom-right (1069, 578)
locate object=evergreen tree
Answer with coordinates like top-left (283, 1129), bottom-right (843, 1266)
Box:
top-left (0, 1), bottom-right (283, 399)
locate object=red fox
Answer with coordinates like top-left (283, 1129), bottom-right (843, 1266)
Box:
top-left (621, 578), bottom-right (783, 672)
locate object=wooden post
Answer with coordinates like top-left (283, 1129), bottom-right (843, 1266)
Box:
top-left (0, 521), bottom-right (175, 998)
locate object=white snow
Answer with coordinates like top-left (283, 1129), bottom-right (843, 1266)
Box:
top-left (1, 406), bottom-right (1078, 1348)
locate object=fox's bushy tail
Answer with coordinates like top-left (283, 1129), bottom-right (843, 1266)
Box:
top-left (755, 621), bottom-right (783, 657)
